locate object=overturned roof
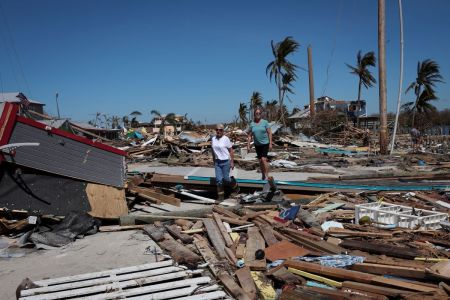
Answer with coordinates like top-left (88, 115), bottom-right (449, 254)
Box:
top-left (0, 92), bottom-right (45, 105)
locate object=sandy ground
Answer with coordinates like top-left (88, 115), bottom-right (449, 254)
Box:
top-left (0, 230), bottom-right (159, 300)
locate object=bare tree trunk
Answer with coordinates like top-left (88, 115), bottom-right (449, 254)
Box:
top-left (378, 0), bottom-right (389, 154)
top-left (358, 78), bottom-right (362, 100)
top-left (308, 45), bottom-right (315, 118)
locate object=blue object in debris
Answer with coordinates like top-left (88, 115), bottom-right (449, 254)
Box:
top-left (294, 255), bottom-right (365, 268)
top-left (279, 205), bottom-right (300, 221)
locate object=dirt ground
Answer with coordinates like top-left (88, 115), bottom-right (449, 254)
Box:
top-left (0, 230), bottom-right (159, 300)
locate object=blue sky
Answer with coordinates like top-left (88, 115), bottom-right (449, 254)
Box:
top-left (0, 0), bottom-right (449, 124)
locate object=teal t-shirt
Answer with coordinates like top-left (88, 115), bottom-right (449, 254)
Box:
top-left (249, 119), bottom-right (270, 145)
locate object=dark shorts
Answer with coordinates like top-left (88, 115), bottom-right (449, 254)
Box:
top-left (255, 143), bottom-right (269, 159)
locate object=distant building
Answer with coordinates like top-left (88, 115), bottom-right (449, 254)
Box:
top-left (289, 96), bottom-right (367, 129)
top-left (151, 114), bottom-right (186, 135)
top-left (0, 92), bottom-right (45, 116)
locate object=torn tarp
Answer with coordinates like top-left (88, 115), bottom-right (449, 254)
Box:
top-left (178, 131), bottom-right (210, 144)
top-left (29, 212), bottom-right (100, 247)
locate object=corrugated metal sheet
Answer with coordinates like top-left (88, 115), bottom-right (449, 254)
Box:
top-left (6, 122), bottom-right (125, 187)
top-left (0, 92), bottom-right (44, 105)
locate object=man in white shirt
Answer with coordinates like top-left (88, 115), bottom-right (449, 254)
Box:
top-left (211, 124), bottom-right (234, 201)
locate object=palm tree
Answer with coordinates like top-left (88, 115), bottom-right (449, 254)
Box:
top-left (405, 59), bottom-right (444, 127)
top-left (346, 50), bottom-right (377, 100)
top-left (266, 36), bottom-right (300, 124)
top-left (249, 91), bottom-right (263, 121)
top-left (238, 103), bottom-right (248, 127)
top-left (264, 100), bottom-right (278, 121)
top-left (122, 115), bottom-right (130, 128)
top-left (281, 72), bottom-right (296, 107)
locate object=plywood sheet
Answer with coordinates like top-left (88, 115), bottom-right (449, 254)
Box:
top-left (86, 183), bottom-right (128, 218)
top-left (265, 240), bottom-right (310, 261)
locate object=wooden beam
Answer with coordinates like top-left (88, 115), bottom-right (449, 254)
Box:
top-left (370, 276), bottom-right (439, 293)
top-left (203, 218), bottom-right (227, 258)
top-left (283, 260), bottom-right (375, 284)
top-left (235, 267), bottom-right (257, 300)
top-left (340, 239), bottom-right (422, 259)
top-left (287, 267), bottom-right (342, 288)
top-left (342, 281), bottom-right (413, 297)
top-left (218, 271), bottom-right (252, 300)
top-left (193, 235), bottom-right (221, 277)
top-left (131, 187), bottom-right (181, 207)
top-left (350, 263), bottom-right (426, 279)
top-left (327, 228), bottom-right (393, 238)
top-left (165, 224), bottom-right (193, 244)
top-left (258, 223), bottom-right (279, 246)
top-left (213, 212), bottom-right (237, 247)
top-left (213, 205), bottom-right (241, 219)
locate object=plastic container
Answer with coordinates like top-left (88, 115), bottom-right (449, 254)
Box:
top-left (355, 202), bottom-right (448, 230)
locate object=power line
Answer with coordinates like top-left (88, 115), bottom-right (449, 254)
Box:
top-left (320, 0), bottom-right (343, 97)
top-left (0, 1), bottom-right (32, 96)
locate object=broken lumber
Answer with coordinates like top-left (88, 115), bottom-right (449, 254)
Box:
top-left (340, 239), bottom-right (422, 259)
top-left (212, 213), bottom-right (234, 247)
top-left (244, 227), bottom-right (266, 270)
top-left (193, 235), bottom-right (221, 277)
top-left (165, 224), bottom-right (193, 244)
top-left (235, 267), bottom-right (257, 300)
top-left (158, 234), bottom-right (201, 268)
top-left (350, 263), bottom-right (426, 280)
top-left (218, 271), bottom-right (252, 300)
top-left (203, 218), bottom-right (227, 259)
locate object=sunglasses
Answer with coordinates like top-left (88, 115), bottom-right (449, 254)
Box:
top-left (216, 129), bottom-right (224, 131)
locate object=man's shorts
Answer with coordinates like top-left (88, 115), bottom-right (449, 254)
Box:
top-left (255, 143), bottom-right (269, 159)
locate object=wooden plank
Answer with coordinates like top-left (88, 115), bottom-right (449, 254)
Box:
top-left (240, 210), bottom-right (269, 221)
top-left (258, 224), bottom-right (278, 246)
top-left (191, 220), bottom-right (204, 229)
top-left (340, 239), bottom-right (422, 259)
top-left (212, 213), bottom-right (234, 247)
top-left (212, 205), bottom-right (240, 219)
top-left (283, 260), bottom-right (375, 284)
top-left (131, 187), bottom-right (181, 207)
top-left (158, 234), bottom-right (201, 268)
top-left (193, 235), bottom-right (220, 277)
top-left (218, 272), bottom-right (251, 300)
top-left (235, 267), bottom-right (257, 300)
top-left (288, 267), bottom-right (342, 288)
top-left (350, 263), bottom-right (426, 279)
top-left (203, 218), bottom-right (227, 258)
top-left (245, 227), bottom-right (266, 270)
top-left (370, 276), bottom-right (439, 293)
top-left (165, 224), bottom-right (193, 244)
top-left (327, 228), bottom-right (393, 238)
top-left (236, 244), bottom-right (246, 259)
top-left (341, 281), bottom-right (413, 297)
top-left (279, 289), bottom-right (330, 300)
top-left (313, 203), bottom-right (346, 215)
top-left (99, 225), bottom-right (144, 232)
top-left (265, 240), bottom-right (310, 261)
top-left (217, 215), bottom-right (251, 226)
top-left (279, 228), bottom-right (342, 254)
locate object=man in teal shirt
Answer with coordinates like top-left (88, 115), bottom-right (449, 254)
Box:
top-left (247, 107), bottom-right (272, 180)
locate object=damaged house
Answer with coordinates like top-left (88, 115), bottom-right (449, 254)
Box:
top-left (0, 102), bottom-right (128, 218)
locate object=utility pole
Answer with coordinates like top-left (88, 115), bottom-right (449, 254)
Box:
top-left (55, 91), bottom-right (61, 119)
top-left (307, 45), bottom-right (315, 118)
top-left (378, 0), bottom-right (388, 154)
top-left (390, 0), bottom-right (404, 155)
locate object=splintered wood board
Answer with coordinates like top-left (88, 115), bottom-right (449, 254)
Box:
top-left (245, 227), bottom-right (266, 270)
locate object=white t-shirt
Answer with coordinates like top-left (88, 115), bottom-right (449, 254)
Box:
top-left (212, 135), bottom-right (233, 160)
